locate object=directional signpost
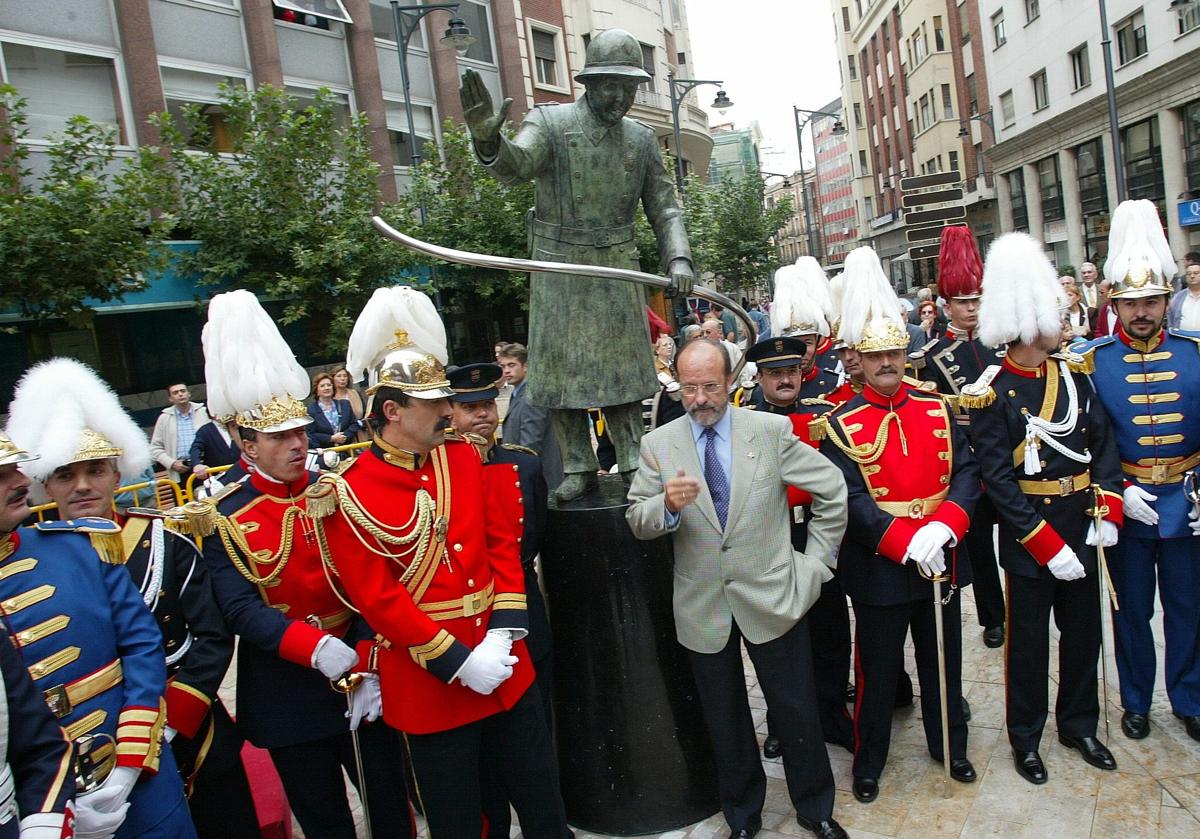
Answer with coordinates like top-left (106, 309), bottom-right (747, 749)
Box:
top-left (901, 170), bottom-right (967, 262)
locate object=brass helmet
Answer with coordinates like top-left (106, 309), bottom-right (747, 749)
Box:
top-left (367, 331), bottom-right (454, 400)
top-left (346, 287), bottom-right (455, 403)
top-left (574, 29), bottom-right (651, 83)
top-left (0, 431), bottom-right (37, 468)
top-left (1105, 199), bottom-right (1175, 299)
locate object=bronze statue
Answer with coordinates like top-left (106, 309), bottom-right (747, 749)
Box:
top-left (460, 29), bottom-right (694, 502)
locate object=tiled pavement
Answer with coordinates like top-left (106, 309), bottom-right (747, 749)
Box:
top-left (224, 583), bottom-right (1200, 838)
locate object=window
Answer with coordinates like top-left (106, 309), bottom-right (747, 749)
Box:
top-left (531, 29), bottom-right (558, 88)
top-left (1032, 70), bottom-right (1048, 110)
top-left (386, 100), bottom-right (434, 167)
top-left (1000, 90), bottom-right (1015, 126)
top-left (272, 0), bottom-right (349, 25)
top-left (859, 149), bottom-right (869, 174)
top-left (1025, 0), bottom-right (1039, 24)
top-left (1037, 155), bottom-right (1063, 221)
top-left (640, 43), bottom-right (655, 93)
top-left (966, 73), bottom-right (978, 114)
top-left (1180, 3), bottom-right (1200, 34)
top-left (864, 196), bottom-right (873, 218)
top-left (912, 30), bottom-right (927, 64)
top-left (0, 42), bottom-right (125, 142)
top-left (992, 10), bottom-right (1006, 47)
top-left (287, 86), bottom-right (352, 129)
top-left (919, 92), bottom-right (932, 129)
top-left (1123, 117), bottom-right (1164, 204)
top-left (933, 16), bottom-right (945, 51)
top-left (842, 6), bottom-right (851, 32)
top-left (949, 150), bottom-right (959, 174)
top-left (366, 0), bottom-right (423, 46)
top-left (1116, 11), bottom-right (1147, 65)
top-left (1076, 138), bottom-right (1108, 215)
top-left (853, 103), bottom-right (863, 128)
top-left (941, 84), bottom-right (954, 118)
top-left (1185, 100), bottom-right (1200, 192)
top-left (1008, 169), bottom-right (1028, 231)
top-left (160, 65), bottom-right (247, 152)
top-left (1070, 44), bottom-right (1090, 90)
top-left (847, 56), bottom-right (857, 81)
top-left (456, 0), bottom-right (493, 63)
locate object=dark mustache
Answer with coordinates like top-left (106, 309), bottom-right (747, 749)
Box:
top-left (7, 487), bottom-right (27, 505)
top-left (435, 419), bottom-right (452, 431)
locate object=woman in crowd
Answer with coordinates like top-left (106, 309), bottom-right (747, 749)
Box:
top-left (331, 367), bottom-right (365, 420)
top-left (654, 334), bottom-right (676, 386)
top-left (917, 300), bottom-right (942, 341)
top-left (307, 371), bottom-right (361, 448)
top-left (1064, 283), bottom-right (1091, 341)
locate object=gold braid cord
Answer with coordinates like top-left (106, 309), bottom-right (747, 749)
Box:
top-left (320, 473), bottom-right (438, 583)
top-left (824, 411), bottom-right (909, 465)
top-left (213, 506), bottom-right (306, 586)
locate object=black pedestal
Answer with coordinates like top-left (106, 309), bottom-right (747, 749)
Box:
top-left (542, 475), bottom-right (719, 835)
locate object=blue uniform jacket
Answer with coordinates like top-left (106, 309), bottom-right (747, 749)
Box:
top-left (0, 522), bottom-right (190, 837)
top-left (1081, 328), bottom-right (1200, 540)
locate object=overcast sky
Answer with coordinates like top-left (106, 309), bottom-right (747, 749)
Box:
top-left (684, 0), bottom-right (841, 175)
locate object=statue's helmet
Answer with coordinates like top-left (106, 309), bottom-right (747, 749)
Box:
top-left (575, 29), bottom-right (651, 83)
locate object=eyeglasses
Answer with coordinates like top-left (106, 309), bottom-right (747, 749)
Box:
top-left (679, 382), bottom-right (725, 396)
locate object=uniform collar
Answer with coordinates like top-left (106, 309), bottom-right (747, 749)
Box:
top-left (371, 435), bottom-right (428, 471)
top-left (578, 99), bottom-right (619, 145)
top-left (1115, 321), bottom-right (1164, 353)
top-left (1003, 355), bottom-right (1047, 378)
top-left (862, 382), bottom-right (910, 408)
top-left (249, 468), bottom-right (310, 498)
top-left (946, 324), bottom-right (974, 342)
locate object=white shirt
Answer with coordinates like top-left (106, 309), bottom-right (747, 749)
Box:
top-left (1081, 282), bottom-right (1099, 309)
top-left (1181, 292), bottom-right (1200, 331)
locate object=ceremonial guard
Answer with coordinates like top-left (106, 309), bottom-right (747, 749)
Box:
top-left (447, 362), bottom-right (559, 838)
top-left (911, 226), bottom-right (1008, 648)
top-left (2, 424), bottom-right (194, 834)
top-left (196, 291), bottom-right (411, 838)
top-left (0, 614), bottom-right (75, 839)
top-left (307, 287), bottom-right (568, 838)
top-left (815, 247), bottom-right (978, 803)
top-left (744, 261), bottom-right (853, 758)
top-left (965, 233), bottom-right (1124, 785)
top-left (9, 358), bottom-right (254, 836)
top-left (1077, 200), bottom-right (1200, 741)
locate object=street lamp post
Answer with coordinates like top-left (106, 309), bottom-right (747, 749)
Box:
top-left (390, 1), bottom-right (476, 171)
top-left (1096, 0), bottom-right (1126, 202)
top-left (668, 71), bottom-right (732, 196)
top-left (792, 106), bottom-right (845, 262)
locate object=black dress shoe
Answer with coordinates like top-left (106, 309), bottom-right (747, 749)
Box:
top-left (1174, 711), bottom-right (1200, 742)
top-left (1121, 711), bottom-right (1150, 739)
top-left (949, 757), bottom-right (976, 783)
top-left (852, 776), bottom-right (879, 803)
top-left (762, 735), bottom-right (782, 759)
top-left (1012, 749), bottom-right (1048, 784)
top-left (982, 625), bottom-right (1004, 648)
top-left (796, 815), bottom-right (848, 839)
top-left (962, 696), bottom-right (972, 723)
top-left (1058, 734), bottom-right (1117, 770)
top-left (729, 829), bottom-right (758, 839)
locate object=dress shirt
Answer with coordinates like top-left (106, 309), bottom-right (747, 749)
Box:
top-left (175, 409), bottom-right (196, 459)
top-left (1181, 292), bottom-right (1200, 331)
top-left (665, 406), bottom-right (733, 526)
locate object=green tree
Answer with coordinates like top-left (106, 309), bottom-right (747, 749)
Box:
top-left (387, 122), bottom-right (534, 304)
top-left (682, 170), bottom-right (794, 295)
top-left (0, 85), bottom-right (176, 326)
top-left (153, 83), bottom-right (415, 352)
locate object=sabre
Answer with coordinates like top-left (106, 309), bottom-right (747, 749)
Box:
top-left (1089, 485), bottom-right (1118, 743)
top-left (370, 216), bottom-right (758, 379)
top-left (1184, 470), bottom-right (1200, 519)
top-left (334, 673), bottom-right (373, 839)
top-left (916, 565), bottom-right (953, 798)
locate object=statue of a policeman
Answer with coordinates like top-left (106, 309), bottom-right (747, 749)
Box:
top-left (460, 29), bottom-right (695, 502)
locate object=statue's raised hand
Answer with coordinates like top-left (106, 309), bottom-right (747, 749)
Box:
top-left (460, 69), bottom-right (510, 156)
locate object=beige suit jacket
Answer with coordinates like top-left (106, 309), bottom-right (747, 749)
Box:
top-left (626, 406), bottom-right (848, 654)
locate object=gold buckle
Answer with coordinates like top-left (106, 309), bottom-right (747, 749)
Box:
top-left (462, 591), bottom-right (485, 618)
top-left (1058, 476), bottom-right (1075, 496)
top-left (1151, 463), bottom-right (1169, 484)
top-left (907, 499), bottom-right (926, 520)
top-left (43, 684), bottom-right (71, 719)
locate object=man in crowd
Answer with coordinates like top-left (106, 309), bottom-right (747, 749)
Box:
top-left (0, 423), bottom-right (195, 834)
top-left (1079, 261), bottom-right (1101, 312)
top-left (198, 290), bottom-right (412, 839)
top-left (10, 357), bottom-right (255, 836)
top-left (1079, 200), bottom-right (1200, 742)
top-left (626, 338), bottom-right (848, 839)
top-left (816, 246), bottom-right (978, 803)
top-left (189, 413), bottom-right (242, 481)
top-left (310, 287), bottom-right (569, 838)
top-left (149, 382), bottom-right (211, 482)
top-left (448, 361), bottom-right (559, 838)
top-left (912, 225), bottom-right (1007, 649)
top-left (1168, 253), bottom-right (1200, 330)
top-left (499, 342), bottom-right (563, 492)
top-left (966, 232), bottom-right (1124, 785)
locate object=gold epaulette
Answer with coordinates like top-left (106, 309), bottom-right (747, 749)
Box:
top-left (1062, 350), bottom-right (1095, 375)
top-left (126, 506), bottom-right (199, 539)
top-left (902, 375), bottom-right (938, 394)
top-left (499, 443), bottom-right (538, 456)
top-left (808, 415), bottom-right (830, 441)
top-left (957, 364), bottom-right (1001, 410)
top-left (33, 518), bottom-right (126, 564)
top-left (799, 397), bottom-right (836, 408)
top-left (178, 500), bottom-right (219, 538)
top-left (89, 531), bottom-right (126, 565)
top-left (304, 474), bottom-right (342, 520)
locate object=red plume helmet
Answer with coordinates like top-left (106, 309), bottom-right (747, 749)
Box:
top-left (937, 225), bottom-right (984, 300)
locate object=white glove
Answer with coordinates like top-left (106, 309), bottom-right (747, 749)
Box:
top-left (1085, 520), bottom-right (1119, 548)
top-left (456, 645), bottom-right (518, 695)
top-left (475, 629), bottom-right (513, 658)
top-left (903, 521), bottom-right (953, 577)
top-left (78, 767), bottom-right (137, 815)
top-left (1190, 506), bottom-right (1200, 536)
top-left (1047, 546), bottom-right (1086, 581)
top-left (72, 801), bottom-right (128, 839)
top-left (1123, 485), bottom-right (1159, 526)
top-left (19, 811), bottom-right (72, 839)
top-left (347, 673), bottom-right (382, 730)
top-left (312, 635), bottom-right (359, 679)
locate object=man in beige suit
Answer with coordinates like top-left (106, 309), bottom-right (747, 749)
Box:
top-left (626, 340), bottom-right (849, 839)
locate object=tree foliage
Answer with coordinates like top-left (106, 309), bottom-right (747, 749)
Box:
top-left (153, 84), bottom-right (415, 352)
top-left (681, 170), bottom-right (794, 295)
top-left (387, 123), bottom-right (534, 305)
top-left (0, 85), bottom-right (177, 326)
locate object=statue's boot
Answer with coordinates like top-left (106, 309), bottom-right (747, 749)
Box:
top-left (554, 472), bottom-right (599, 503)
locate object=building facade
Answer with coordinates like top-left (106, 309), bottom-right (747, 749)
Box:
top-left (981, 0), bottom-right (1200, 270)
top-left (767, 170), bottom-right (819, 265)
top-left (707, 120), bottom-right (763, 182)
top-left (810, 97), bottom-right (859, 267)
